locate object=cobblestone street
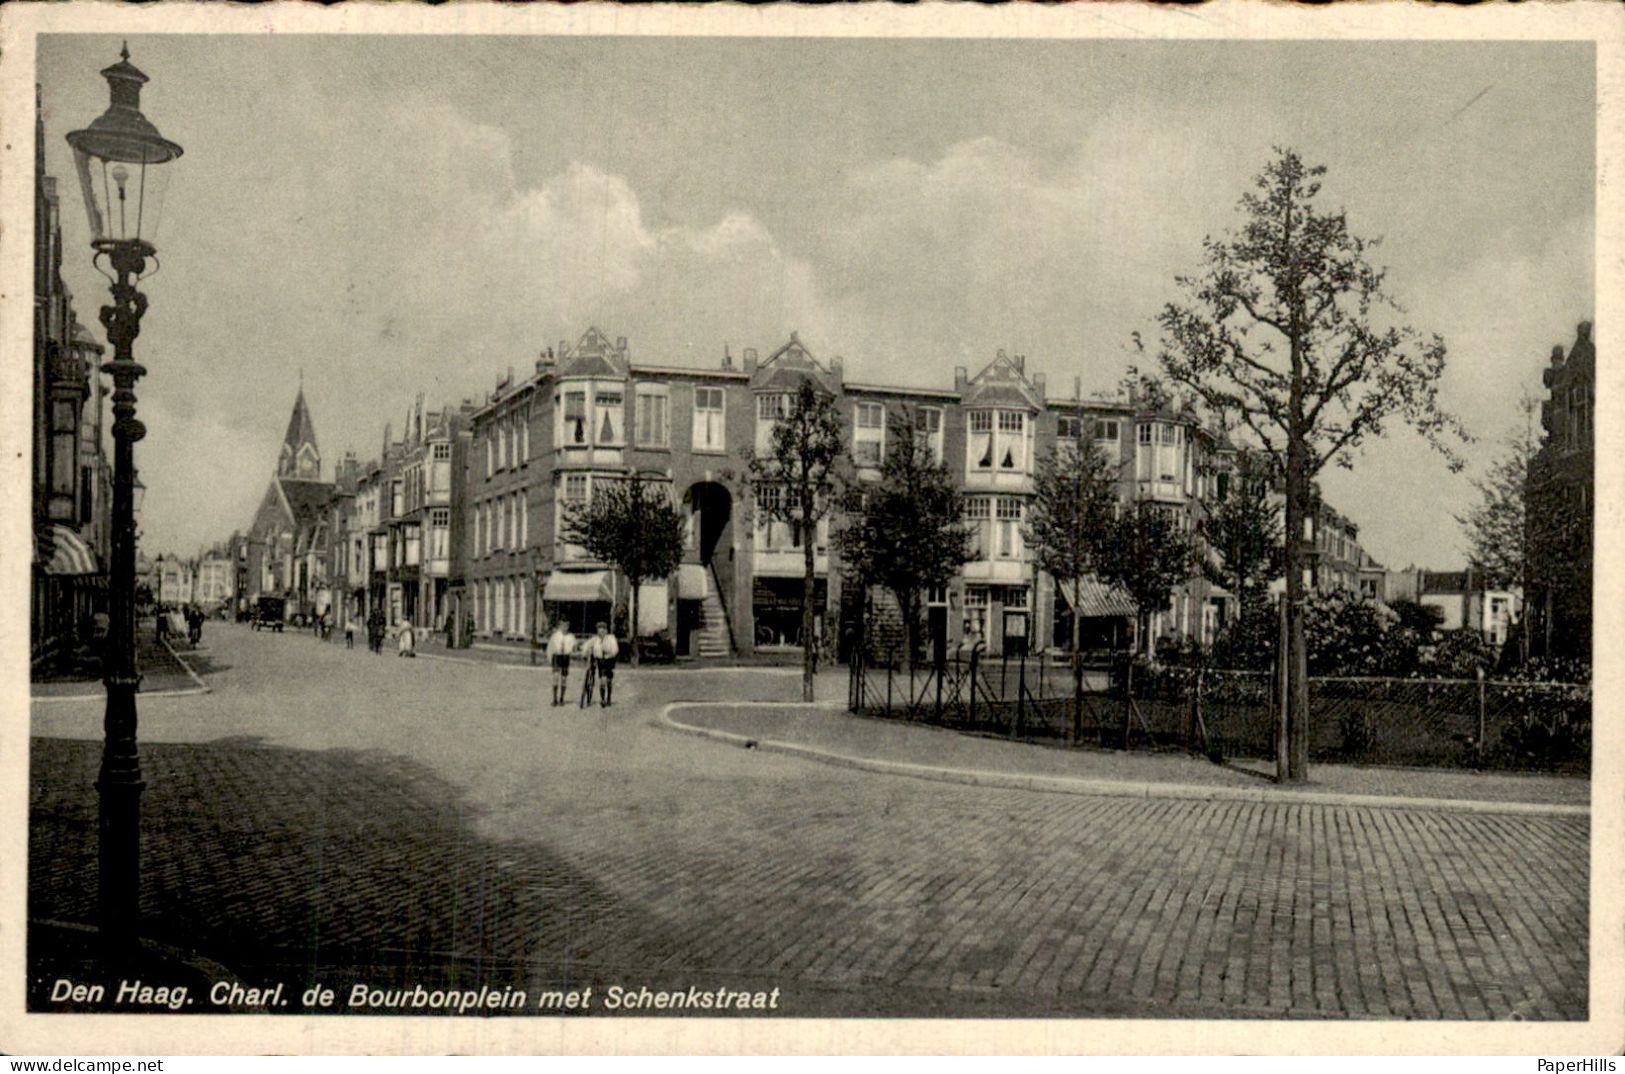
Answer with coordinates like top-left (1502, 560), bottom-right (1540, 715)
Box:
top-left (30, 624), bottom-right (1588, 1019)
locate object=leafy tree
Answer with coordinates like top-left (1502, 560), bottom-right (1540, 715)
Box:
top-left (1099, 501), bottom-right (1197, 659)
top-left (837, 408), bottom-right (973, 676)
top-left (1201, 448), bottom-right (1284, 616)
top-left (1388, 598), bottom-right (1444, 638)
top-left (1302, 589), bottom-right (1386, 676)
top-left (1456, 397), bottom-right (1538, 592)
top-left (743, 379), bottom-right (847, 701)
top-left (559, 471), bottom-right (685, 666)
top-left (1024, 422), bottom-right (1119, 743)
top-left (1153, 147), bottom-right (1468, 782)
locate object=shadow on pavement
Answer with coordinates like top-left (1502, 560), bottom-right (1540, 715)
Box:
top-left (28, 735), bottom-right (700, 1015)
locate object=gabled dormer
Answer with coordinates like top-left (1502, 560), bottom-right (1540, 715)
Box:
top-left (748, 332), bottom-right (843, 456)
top-left (960, 350), bottom-right (1043, 485)
top-left (554, 327), bottom-right (630, 458)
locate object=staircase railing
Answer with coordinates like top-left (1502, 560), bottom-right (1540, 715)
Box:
top-left (706, 558), bottom-right (739, 656)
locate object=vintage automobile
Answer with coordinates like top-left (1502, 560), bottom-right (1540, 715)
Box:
top-left (251, 596), bottom-right (287, 633)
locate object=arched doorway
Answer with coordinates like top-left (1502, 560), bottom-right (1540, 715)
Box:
top-left (678, 481), bottom-right (735, 657)
top-left (686, 481), bottom-right (731, 566)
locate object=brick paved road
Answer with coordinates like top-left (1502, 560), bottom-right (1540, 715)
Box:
top-left (29, 624), bottom-right (1587, 1018)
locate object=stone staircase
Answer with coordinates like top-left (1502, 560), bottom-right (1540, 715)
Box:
top-left (696, 575), bottom-right (732, 658)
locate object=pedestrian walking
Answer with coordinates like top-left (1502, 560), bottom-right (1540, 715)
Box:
top-left (155, 607), bottom-right (170, 645)
top-left (345, 615), bottom-right (357, 650)
top-left (585, 621), bottom-right (619, 707)
top-left (546, 620), bottom-right (575, 706)
top-left (367, 609), bottom-right (385, 655)
top-left (397, 621), bottom-right (416, 658)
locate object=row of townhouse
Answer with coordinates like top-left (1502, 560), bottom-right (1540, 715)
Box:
top-left (235, 326), bottom-right (1401, 660)
top-left (458, 328), bottom-right (1231, 660)
top-left (31, 95), bottom-right (117, 666)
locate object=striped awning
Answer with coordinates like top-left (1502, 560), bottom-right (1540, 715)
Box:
top-left (543, 570), bottom-right (613, 604)
top-left (43, 525), bottom-right (99, 576)
top-left (1058, 577), bottom-right (1135, 618)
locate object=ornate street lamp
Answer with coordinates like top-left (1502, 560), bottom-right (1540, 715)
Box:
top-left (66, 42), bottom-right (182, 956)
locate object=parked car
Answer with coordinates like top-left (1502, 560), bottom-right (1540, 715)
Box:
top-left (252, 597), bottom-right (286, 633)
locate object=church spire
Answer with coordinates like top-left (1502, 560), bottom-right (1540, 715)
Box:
top-left (277, 386), bottom-right (321, 480)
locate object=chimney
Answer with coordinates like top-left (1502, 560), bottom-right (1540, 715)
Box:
top-left (617, 336), bottom-right (628, 358)
top-left (830, 356), bottom-right (844, 384)
top-left (1577, 321), bottom-right (1592, 342)
top-left (1032, 372), bottom-right (1045, 397)
top-left (744, 348), bottom-right (758, 376)
top-left (721, 344), bottom-right (733, 371)
top-left (1073, 375), bottom-right (1082, 400)
top-left (1014, 354), bottom-right (1026, 374)
top-left (954, 366), bottom-right (968, 393)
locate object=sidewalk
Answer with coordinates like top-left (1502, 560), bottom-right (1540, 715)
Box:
top-left (30, 627), bottom-right (212, 701)
top-left (665, 702), bottom-right (1589, 810)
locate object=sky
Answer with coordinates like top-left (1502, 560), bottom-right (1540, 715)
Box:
top-left (36, 34), bottom-right (1595, 569)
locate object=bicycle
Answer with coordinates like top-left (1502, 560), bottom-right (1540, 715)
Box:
top-left (578, 656), bottom-right (598, 708)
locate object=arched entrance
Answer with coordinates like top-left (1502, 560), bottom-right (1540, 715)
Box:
top-left (678, 481), bottom-right (735, 657)
top-left (686, 481), bottom-right (731, 566)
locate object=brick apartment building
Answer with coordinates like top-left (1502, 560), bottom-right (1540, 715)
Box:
top-left (460, 328), bottom-right (1239, 660)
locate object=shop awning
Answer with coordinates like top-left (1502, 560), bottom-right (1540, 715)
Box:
top-left (676, 563), bottom-right (708, 600)
top-left (1058, 577), bottom-right (1135, 618)
top-left (543, 570), bottom-right (613, 604)
top-left (43, 526), bottom-right (99, 576)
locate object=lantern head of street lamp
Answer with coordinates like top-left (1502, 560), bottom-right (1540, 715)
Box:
top-left (65, 43), bottom-right (183, 256)
top-left (132, 472), bottom-right (146, 517)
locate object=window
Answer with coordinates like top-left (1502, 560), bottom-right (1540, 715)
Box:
top-left (1057, 415), bottom-right (1082, 440)
top-left (565, 473), bottom-right (589, 503)
top-left (756, 484), bottom-right (787, 550)
top-left (854, 401), bottom-right (885, 466)
top-left (968, 409), bottom-right (1029, 472)
top-left (1096, 420), bottom-right (1120, 442)
top-left (693, 386), bottom-right (726, 452)
top-left (562, 391), bottom-right (587, 446)
top-left (1003, 586), bottom-right (1029, 610)
top-left (520, 406), bottom-right (530, 462)
top-left (636, 386), bottom-right (670, 447)
top-left (595, 390), bottom-right (624, 445)
top-left (966, 497), bottom-right (991, 558)
top-left (757, 394), bottom-right (789, 421)
top-left (916, 406), bottom-right (944, 463)
top-left (995, 497), bottom-right (1024, 558)
top-left (429, 509), bottom-right (450, 560)
top-left (1138, 424), bottom-right (1153, 445)
top-left (927, 585), bottom-right (948, 606)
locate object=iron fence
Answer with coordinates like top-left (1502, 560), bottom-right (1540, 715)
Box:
top-left (847, 648), bottom-right (1590, 773)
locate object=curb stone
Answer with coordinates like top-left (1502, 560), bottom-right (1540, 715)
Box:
top-left (659, 701), bottom-right (1588, 818)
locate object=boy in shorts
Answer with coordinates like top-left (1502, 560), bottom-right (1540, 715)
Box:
top-left (546, 620), bottom-right (575, 706)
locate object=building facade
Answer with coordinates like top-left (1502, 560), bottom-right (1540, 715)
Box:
top-left (32, 94), bottom-right (113, 663)
top-left (458, 329), bottom-right (1236, 660)
top-left (245, 389), bottom-right (334, 621)
top-left (1527, 320), bottom-right (1594, 662)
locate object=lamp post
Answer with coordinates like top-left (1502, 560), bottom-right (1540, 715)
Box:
top-left (66, 42), bottom-right (183, 957)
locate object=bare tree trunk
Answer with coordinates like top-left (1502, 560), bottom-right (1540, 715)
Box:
top-left (1070, 594), bottom-right (1084, 746)
top-left (628, 576), bottom-right (640, 667)
top-left (1283, 389), bottom-right (1311, 783)
top-left (802, 533), bottom-right (816, 702)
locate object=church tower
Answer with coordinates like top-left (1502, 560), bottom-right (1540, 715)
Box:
top-left (277, 387), bottom-right (322, 481)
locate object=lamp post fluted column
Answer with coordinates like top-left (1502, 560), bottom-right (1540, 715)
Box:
top-left (97, 239), bottom-right (152, 956)
top-left (66, 42), bottom-right (183, 959)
